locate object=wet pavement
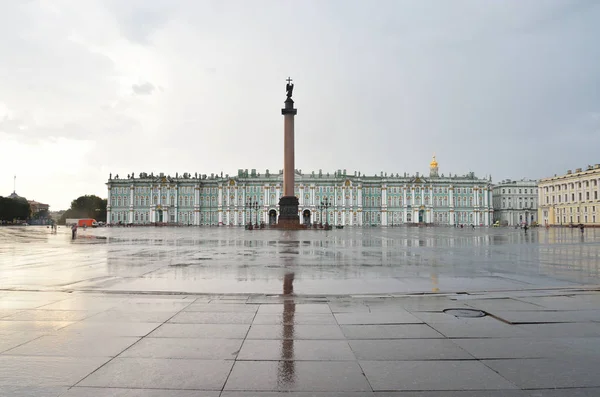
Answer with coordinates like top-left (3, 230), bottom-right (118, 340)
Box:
top-left (1, 226), bottom-right (599, 295)
top-left (0, 226), bottom-right (599, 395)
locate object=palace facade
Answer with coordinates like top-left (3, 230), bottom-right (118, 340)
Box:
top-left (106, 157), bottom-right (494, 227)
top-left (538, 164), bottom-right (600, 226)
top-left (492, 179), bottom-right (538, 226)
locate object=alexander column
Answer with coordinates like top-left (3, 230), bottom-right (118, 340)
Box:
top-left (277, 77), bottom-right (300, 227)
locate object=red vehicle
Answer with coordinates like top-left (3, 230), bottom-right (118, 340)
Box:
top-left (66, 218), bottom-right (98, 228)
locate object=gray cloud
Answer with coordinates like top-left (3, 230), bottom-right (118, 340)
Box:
top-left (132, 82), bottom-right (155, 95)
top-left (1, 0), bottom-right (600, 209)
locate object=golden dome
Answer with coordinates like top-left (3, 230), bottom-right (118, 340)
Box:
top-left (430, 154), bottom-right (438, 168)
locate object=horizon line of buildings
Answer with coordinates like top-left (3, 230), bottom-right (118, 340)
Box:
top-left (106, 156), bottom-right (498, 227)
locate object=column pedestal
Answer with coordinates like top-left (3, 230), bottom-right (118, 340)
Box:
top-left (277, 196), bottom-right (301, 228)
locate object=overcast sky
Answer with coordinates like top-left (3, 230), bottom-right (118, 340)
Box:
top-left (1, 0), bottom-right (599, 210)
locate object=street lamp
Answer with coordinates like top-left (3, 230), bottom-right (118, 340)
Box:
top-left (245, 198), bottom-right (258, 230)
top-left (320, 197), bottom-right (332, 230)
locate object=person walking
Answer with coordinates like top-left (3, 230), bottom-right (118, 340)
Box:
top-left (71, 224), bottom-right (77, 240)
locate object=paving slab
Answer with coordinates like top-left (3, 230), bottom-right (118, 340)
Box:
top-left (183, 303), bottom-right (259, 312)
top-left (252, 313), bottom-right (337, 325)
top-left (54, 321), bottom-right (161, 337)
top-left (59, 388), bottom-right (217, 397)
top-left (78, 357), bottom-right (234, 390)
top-left (221, 393), bottom-right (375, 397)
top-left (349, 339), bottom-right (473, 360)
top-left (0, 386), bottom-right (67, 397)
top-left (246, 324), bottom-right (346, 339)
top-left (224, 361), bottom-right (372, 392)
top-left (427, 320), bottom-right (533, 338)
top-left (527, 388), bottom-right (600, 397)
top-left (257, 304), bottom-right (332, 314)
top-left (147, 323), bottom-right (250, 338)
top-left (517, 322), bottom-right (600, 337)
top-left (341, 324), bottom-right (444, 339)
top-left (168, 311), bottom-right (255, 324)
top-left (451, 337), bottom-right (574, 359)
top-left (488, 310), bottom-right (600, 324)
top-left (0, 332), bottom-right (46, 353)
top-left (3, 335), bottom-right (139, 357)
top-left (0, 355), bottom-right (110, 387)
top-left (237, 339), bottom-right (355, 361)
top-left (483, 357), bottom-right (600, 388)
top-left (3, 309), bottom-right (101, 322)
top-left (334, 311), bottom-right (423, 325)
top-left (120, 337), bottom-right (242, 359)
top-left (0, 320), bottom-right (74, 333)
top-left (360, 360), bottom-right (519, 391)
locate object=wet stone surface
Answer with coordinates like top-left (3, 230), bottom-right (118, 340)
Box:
top-left (0, 226), bottom-right (599, 394)
top-left (1, 226), bottom-right (599, 294)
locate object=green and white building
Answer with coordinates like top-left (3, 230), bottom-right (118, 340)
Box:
top-left (106, 156), bottom-right (494, 227)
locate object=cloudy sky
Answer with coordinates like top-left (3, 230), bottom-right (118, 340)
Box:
top-left (1, 0), bottom-right (599, 210)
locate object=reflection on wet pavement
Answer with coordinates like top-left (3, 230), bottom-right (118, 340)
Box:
top-left (1, 226), bottom-right (600, 295)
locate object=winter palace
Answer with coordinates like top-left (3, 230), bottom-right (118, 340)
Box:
top-left (106, 157), bottom-right (494, 227)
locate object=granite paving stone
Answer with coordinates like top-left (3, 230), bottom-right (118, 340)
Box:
top-left (488, 310), bottom-right (600, 324)
top-left (4, 335), bottom-right (139, 357)
top-left (59, 388), bottom-right (218, 397)
top-left (86, 309), bottom-right (180, 323)
top-left (257, 304), bottom-right (332, 314)
top-left (527, 388), bottom-right (600, 397)
top-left (349, 339), bottom-right (473, 360)
top-left (552, 336), bottom-right (600, 357)
top-left (0, 332), bottom-right (46, 353)
top-left (246, 324), bottom-right (346, 339)
top-left (237, 339), bottom-right (355, 361)
top-left (334, 311), bottom-right (423, 325)
top-left (224, 361), bottom-right (372, 392)
top-left (252, 313), bottom-right (337, 325)
top-left (168, 311), bottom-right (255, 324)
top-left (483, 357), bottom-right (600, 388)
top-left (409, 312), bottom-right (470, 323)
top-left (427, 320), bottom-right (533, 338)
top-left (3, 309), bottom-right (101, 322)
top-left (120, 337), bottom-right (243, 359)
top-left (371, 391), bottom-right (529, 396)
top-left (54, 321), bottom-right (161, 337)
top-left (37, 299), bottom-right (124, 311)
top-left (0, 320), bottom-right (74, 333)
top-left (183, 303), bottom-right (259, 312)
top-left (451, 337), bottom-right (574, 359)
top-left (0, 386), bottom-right (68, 397)
top-left (463, 298), bottom-right (544, 311)
top-left (341, 324), bottom-right (444, 339)
top-left (0, 355), bottom-right (111, 387)
top-left (516, 322), bottom-right (600, 337)
top-left (147, 323), bottom-right (250, 338)
top-left (360, 360), bottom-right (519, 391)
top-left (221, 393), bottom-right (376, 397)
top-left (78, 357), bottom-right (234, 390)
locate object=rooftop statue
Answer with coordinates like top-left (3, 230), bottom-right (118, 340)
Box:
top-left (286, 77), bottom-right (294, 98)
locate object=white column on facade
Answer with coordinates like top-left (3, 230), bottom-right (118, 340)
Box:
top-left (218, 186), bottom-right (223, 225)
top-left (174, 186), bottom-right (179, 224)
top-left (429, 186), bottom-right (433, 207)
top-left (106, 186), bottom-right (112, 225)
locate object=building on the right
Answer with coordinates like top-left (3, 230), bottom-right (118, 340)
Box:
top-left (493, 179), bottom-right (538, 226)
top-left (538, 164), bottom-right (600, 227)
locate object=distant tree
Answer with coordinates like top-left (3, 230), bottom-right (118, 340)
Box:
top-left (58, 195), bottom-right (107, 224)
top-left (0, 196), bottom-right (31, 222)
top-left (32, 209), bottom-right (49, 220)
